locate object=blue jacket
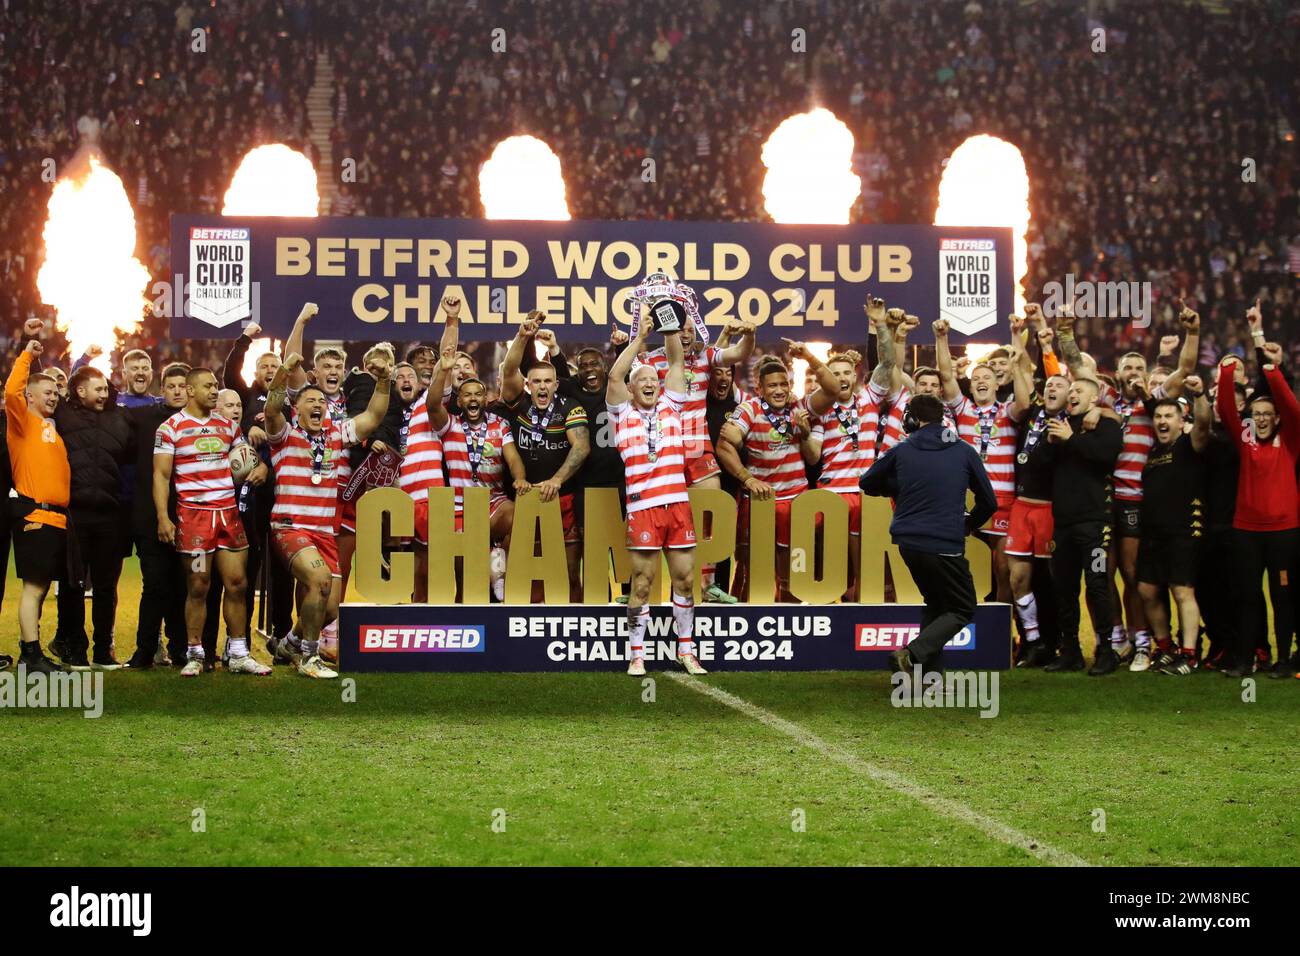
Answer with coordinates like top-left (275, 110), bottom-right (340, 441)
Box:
top-left (860, 422), bottom-right (998, 555)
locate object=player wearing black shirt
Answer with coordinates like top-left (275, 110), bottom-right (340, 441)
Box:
top-left (1037, 378), bottom-right (1124, 675)
top-left (498, 319), bottom-right (590, 600)
top-left (1197, 381), bottom-right (1246, 670)
top-left (1006, 357), bottom-right (1069, 668)
top-left (1138, 385), bottom-right (1212, 675)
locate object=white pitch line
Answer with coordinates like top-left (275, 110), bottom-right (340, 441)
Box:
top-left (663, 672), bottom-right (1090, 867)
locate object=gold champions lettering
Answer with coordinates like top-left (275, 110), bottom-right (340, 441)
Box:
top-left (352, 485), bottom-right (989, 606)
top-left (275, 238), bottom-right (915, 328)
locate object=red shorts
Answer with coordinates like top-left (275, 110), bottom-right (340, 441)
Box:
top-left (559, 493), bottom-right (579, 544)
top-left (686, 449), bottom-right (721, 485)
top-left (838, 491), bottom-right (863, 535)
top-left (176, 504), bottom-right (247, 556)
top-left (627, 501), bottom-right (697, 550)
top-left (1006, 499), bottom-right (1054, 559)
top-left (339, 495), bottom-right (357, 534)
top-left (453, 493), bottom-right (510, 532)
top-left (982, 500), bottom-right (1013, 537)
top-left (414, 500), bottom-right (430, 545)
top-left (272, 526), bottom-right (341, 576)
top-left (739, 495), bottom-right (811, 549)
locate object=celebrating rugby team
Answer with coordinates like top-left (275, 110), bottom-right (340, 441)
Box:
top-left (3, 289), bottom-right (1296, 683)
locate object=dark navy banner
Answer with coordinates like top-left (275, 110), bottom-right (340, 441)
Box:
top-left (337, 603), bottom-right (1012, 672)
top-left (169, 215), bottom-right (1013, 344)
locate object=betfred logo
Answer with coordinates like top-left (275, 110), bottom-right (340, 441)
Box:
top-left (360, 625), bottom-right (485, 653)
top-left (855, 624), bottom-right (975, 651)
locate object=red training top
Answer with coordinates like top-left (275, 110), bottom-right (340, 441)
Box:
top-left (1216, 364), bottom-right (1300, 532)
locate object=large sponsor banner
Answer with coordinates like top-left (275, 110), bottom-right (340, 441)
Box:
top-left (338, 603), bottom-right (1012, 673)
top-left (169, 216), bottom-right (1013, 344)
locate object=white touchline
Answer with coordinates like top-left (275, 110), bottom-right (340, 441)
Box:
top-left (663, 672), bottom-right (1091, 867)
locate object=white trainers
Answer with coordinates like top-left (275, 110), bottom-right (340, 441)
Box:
top-left (296, 655), bottom-right (338, 679)
top-left (676, 653), bottom-right (708, 675)
top-left (490, 546), bottom-right (507, 602)
top-left (1129, 649), bottom-right (1152, 672)
top-left (626, 656), bottom-right (646, 676)
top-left (1113, 639), bottom-right (1135, 664)
top-left (180, 658), bottom-right (203, 677)
top-left (226, 654), bottom-right (273, 676)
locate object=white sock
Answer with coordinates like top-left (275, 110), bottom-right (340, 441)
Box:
top-left (1134, 628), bottom-right (1151, 652)
top-left (302, 639), bottom-right (319, 658)
top-left (673, 591), bottom-right (695, 656)
top-left (187, 644), bottom-right (205, 661)
top-left (286, 630), bottom-right (301, 650)
top-left (628, 606), bottom-right (649, 658)
top-left (1111, 625), bottom-right (1127, 647)
top-left (227, 637), bottom-right (248, 658)
top-left (1014, 593), bottom-right (1040, 642)
top-left (321, 620), bottom-right (338, 640)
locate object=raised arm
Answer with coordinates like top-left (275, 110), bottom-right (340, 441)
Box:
top-left (1006, 341), bottom-right (1032, 421)
top-left (1053, 306), bottom-right (1086, 377)
top-left (664, 325), bottom-right (687, 395)
top-left (932, 317), bottom-right (961, 402)
top-left (1215, 361), bottom-right (1244, 449)
top-left (437, 293), bottom-right (462, 370)
top-left (717, 321), bottom-right (756, 366)
top-left (263, 353), bottom-right (298, 438)
top-left (873, 306), bottom-right (902, 391)
top-left (351, 357), bottom-right (393, 441)
top-left (1161, 304), bottom-right (1200, 399)
top-left (426, 345), bottom-right (454, 432)
top-left (500, 311), bottom-right (541, 405)
top-left (783, 338), bottom-right (837, 416)
top-left (5, 343), bottom-right (40, 431)
top-left (606, 321), bottom-right (652, 407)
top-left (892, 313), bottom-right (918, 393)
top-left (282, 303), bottom-right (319, 391)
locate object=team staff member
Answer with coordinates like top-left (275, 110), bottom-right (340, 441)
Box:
top-left (1138, 382), bottom-right (1212, 675)
top-left (124, 364), bottom-right (192, 669)
top-left (1037, 378), bottom-right (1124, 675)
top-left (5, 338), bottom-right (69, 674)
top-left (606, 321), bottom-right (706, 675)
top-left (49, 364), bottom-right (133, 670)
top-left (861, 393), bottom-right (997, 676)
top-left (498, 316), bottom-right (591, 601)
top-left (1215, 349), bottom-right (1300, 679)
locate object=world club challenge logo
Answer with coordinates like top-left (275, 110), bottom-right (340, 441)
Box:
top-left (938, 238), bottom-right (997, 335)
top-left (189, 226), bottom-right (251, 328)
top-left (360, 625), bottom-right (486, 653)
top-left (854, 624), bottom-right (976, 651)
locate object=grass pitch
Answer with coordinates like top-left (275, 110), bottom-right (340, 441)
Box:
top-left (1, 558), bottom-right (1296, 866)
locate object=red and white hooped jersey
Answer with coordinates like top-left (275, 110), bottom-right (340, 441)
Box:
top-left (730, 396), bottom-right (809, 500)
top-left (154, 412), bottom-right (243, 509)
top-left (947, 395), bottom-right (1018, 505)
top-left (268, 417), bottom-right (360, 533)
top-left (398, 393), bottom-right (446, 502)
top-left (1103, 383), bottom-right (1163, 502)
top-left (437, 412), bottom-right (514, 512)
top-left (609, 388), bottom-right (691, 515)
top-left (644, 344), bottom-right (721, 458)
top-left (810, 380), bottom-right (904, 491)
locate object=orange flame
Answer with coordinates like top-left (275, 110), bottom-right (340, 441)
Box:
top-left (479, 136), bottom-right (571, 220)
top-left (761, 109), bottom-right (861, 224)
top-left (934, 134), bottom-right (1030, 314)
top-left (36, 153), bottom-right (151, 363)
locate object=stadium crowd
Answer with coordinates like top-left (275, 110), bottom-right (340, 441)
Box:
top-left (0, 1), bottom-right (1298, 679)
